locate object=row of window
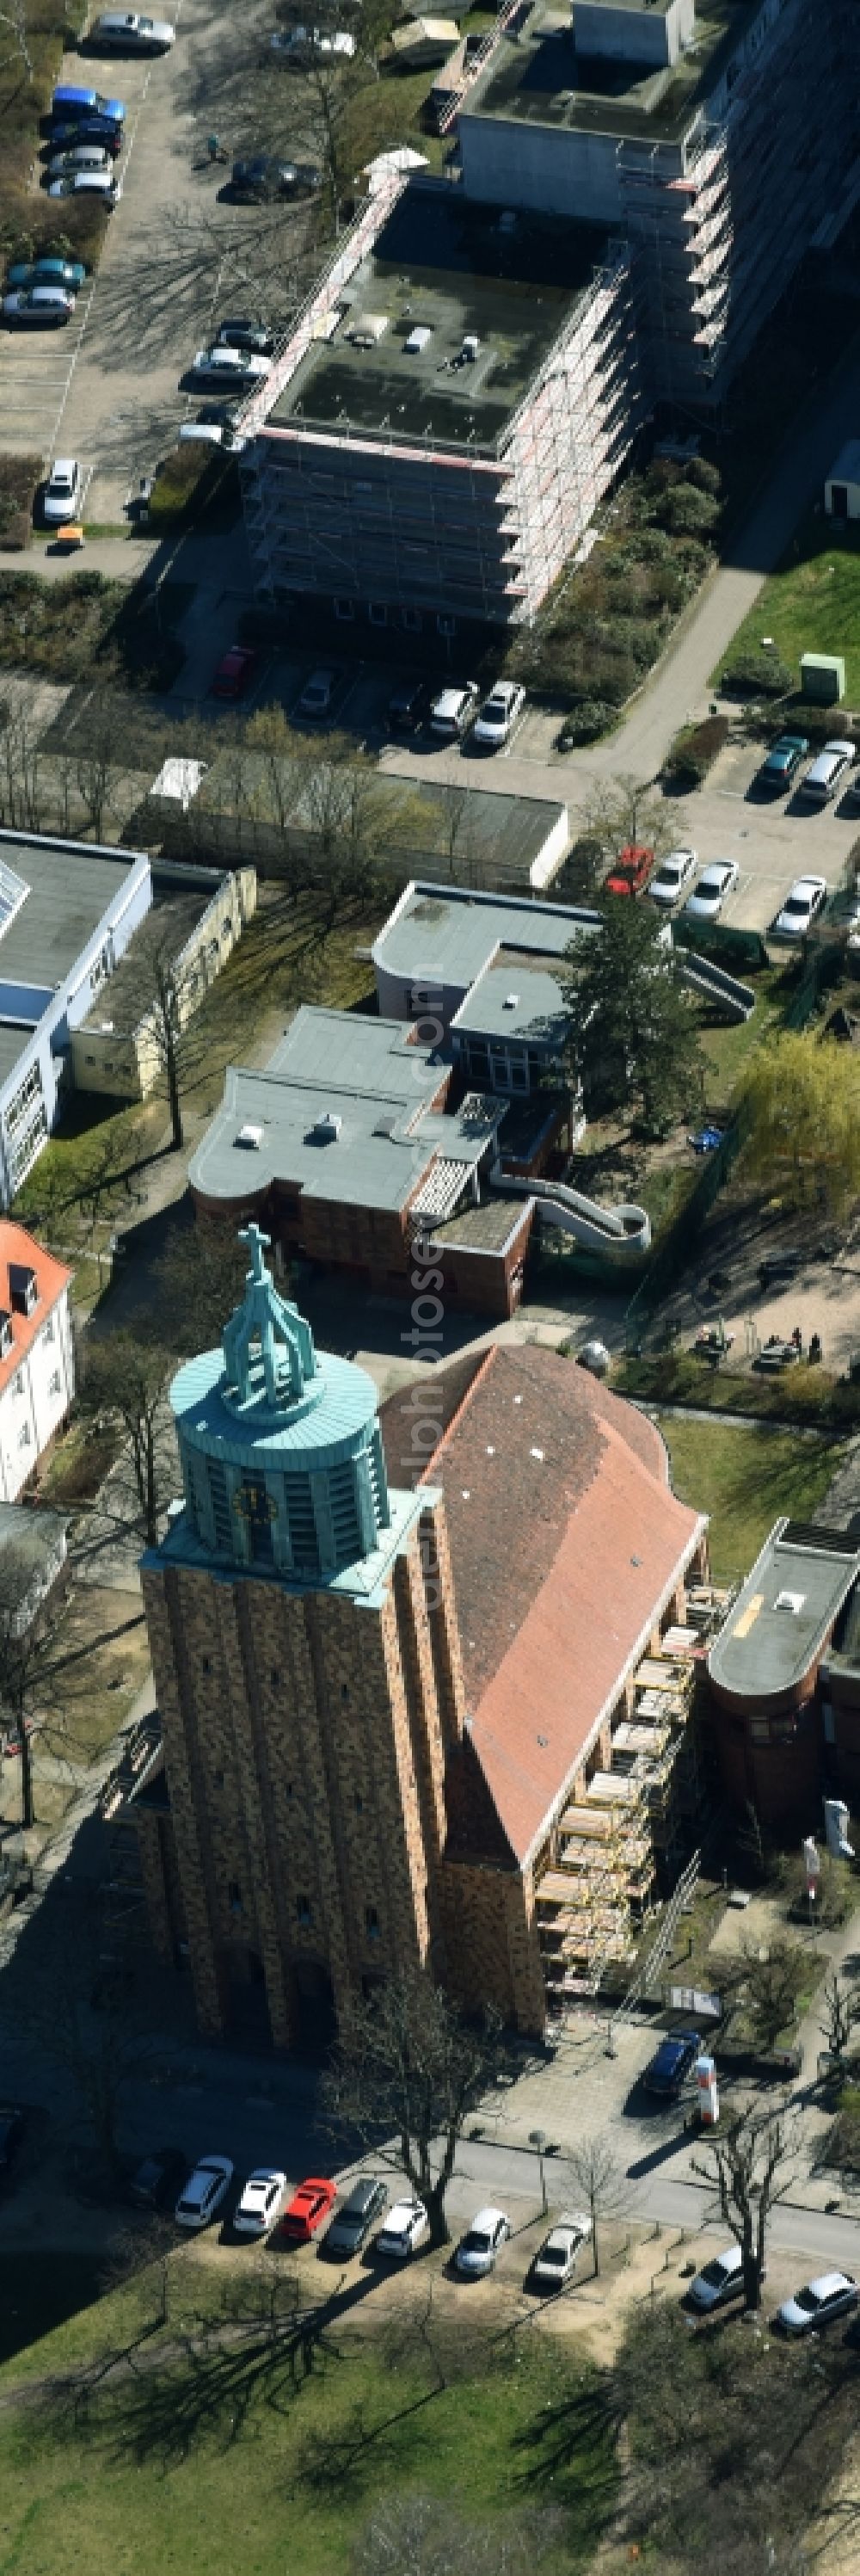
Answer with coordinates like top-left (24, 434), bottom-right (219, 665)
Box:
top-left (227, 1880), bottom-right (379, 1941)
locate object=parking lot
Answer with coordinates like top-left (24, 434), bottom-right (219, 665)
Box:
top-left (3, 0), bottom-right (319, 523)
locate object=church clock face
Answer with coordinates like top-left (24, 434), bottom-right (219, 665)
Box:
top-left (235, 1478), bottom-right (279, 1527)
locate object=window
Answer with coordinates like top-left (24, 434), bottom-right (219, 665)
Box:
top-left (201, 1656), bottom-right (212, 1674)
top-left (18, 1423), bottom-right (30, 1448)
top-left (213, 1767), bottom-right (224, 1789)
top-left (296, 1894), bottom-right (313, 1926)
top-left (43, 1317), bottom-right (54, 1345)
top-left (366, 1907), bottom-right (380, 1942)
top-left (354, 1793), bottom-right (363, 1814)
top-left (5, 1059), bottom-right (43, 1135)
top-left (341, 1684), bottom-right (350, 1704)
top-left (334, 597), bottom-right (354, 621)
top-left (228, 1881), bottom-right (243, 1914)
top-left (270, 1667), bottom-right (281, 1687)
top-left (401, 607), bottom-right (423, 633)
top-left (48, 1370), bottom-right (61, 1396)
top-left (368, 602), bottom-right (388, 627)
top-left (285, 1781), bottom-right (294, 1800)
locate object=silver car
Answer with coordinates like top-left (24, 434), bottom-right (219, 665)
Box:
top-left (94, 11), bottom-right (175, 46)
top-left (684, 859), bottom-right (740, 922)
top-left (454, 2205), bottom-right (511, 2278)
top-left (776, 2271), bottom-right (857, 2335)
top-left (685, 2246), bottom-right (746, 2313)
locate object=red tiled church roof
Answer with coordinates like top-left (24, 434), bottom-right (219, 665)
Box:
top-left (382, 1344), bottom-right (704, 1864)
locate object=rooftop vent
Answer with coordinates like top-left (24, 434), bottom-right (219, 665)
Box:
top-left (774, 1590), bottom-right (806, 1615)
top-left (236, 1123), bottom-right (264, 1150)
top-left (502, 992), bottom-right (519, 1009)
top-left (403, 324), bottom-right (432, 354)
top-left (461, 333), bottom-right (479, 362)
top-left (351, 312), bottom-right (388, 347)
top-left (312, 1111), bottom-right (342, 1143)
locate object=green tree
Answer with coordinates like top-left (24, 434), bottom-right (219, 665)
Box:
top-left (742, 1031), bottom-right (860, 1213)
top-left (571, 772), bottom-right (682, 873)
top-left (322, 1970), bottom-right (516, 2248)
top-left (562, 898), bottom-right (703, 1133)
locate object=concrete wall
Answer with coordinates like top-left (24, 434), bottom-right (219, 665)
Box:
top-left (574, 0), bottom-right (694, 67)
top-left (458, 112), bottom-right (625, 221)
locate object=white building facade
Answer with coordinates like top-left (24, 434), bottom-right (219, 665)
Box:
top-left (0, 1224), bottom-right (74, 1502)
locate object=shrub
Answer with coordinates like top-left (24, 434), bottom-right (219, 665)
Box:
top-left (558, 702), bottom-right (616, 748)
top-left (721, 649), bottom-right (794, 697)
top-left (683, 455), bottom-right (722, 496)
top-left (653, 484), bottom-right (721, 538)
top-left (662, 713), bottom-right (729, 789)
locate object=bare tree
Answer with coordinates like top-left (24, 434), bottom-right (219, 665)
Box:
top-left (691, 2102), bottom-right (795, 2310)
top-left (736, 1935), bottom-right (808, 2055)
top-left (0, 0), bottom-right (34, 81)
top-left (820, 1971), bottom-right (860, 2073)
top-left (322, 1970), bottom-right (517, 2247)
top-left (562, 2135), bottom-right (624, 2278)
top-left (150, 1217), bottom-right (249, 1357)
top-left (353, 2493), bottom-right (564, 2576)
top-left (0, 1539), bottom-right (68, 1831)
top-left (78, 1334), bottom-right (170, 1548)
top-left (573, 773), bottom-right (683, 878)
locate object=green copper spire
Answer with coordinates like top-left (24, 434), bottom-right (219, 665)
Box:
top-left (222, 1223), bottom-right (317, 1413)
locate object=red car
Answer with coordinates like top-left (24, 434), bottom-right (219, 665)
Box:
top-left (211, 643), bottom-right (260, 700)
top-left (280, 2176), bottom-right (337, 2242)
top-left (605, 842), bottom-right (654, 897)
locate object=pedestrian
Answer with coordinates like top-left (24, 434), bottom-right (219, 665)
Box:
top-left (791, 1324), bottom-right (802, 1353)
top-left (207, 131), bottom-right (221, 163)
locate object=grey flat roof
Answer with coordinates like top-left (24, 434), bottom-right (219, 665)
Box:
top-left (708, 1519), bottom-right (860, 1705)
top-left (374, 881), bottom-right (598, 989)
top-left (0, 834), bottom-right (133, 991)
top-left (189, 1007), bottom-right (494, 1213)
top-left (267, 185), bottom-right (611, 453)
top-left (452, 947), bottom-right (570, 1049)
top-left (466, 0), bottom-right (759, 144)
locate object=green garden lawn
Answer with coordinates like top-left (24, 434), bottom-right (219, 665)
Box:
top-left (655, 1414), bottom-right (842, 1581)
top-left (714, 514), bottom-right (860, 703)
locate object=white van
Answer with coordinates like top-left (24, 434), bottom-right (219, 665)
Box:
top-left (799, 739), bottom-right (855, 804)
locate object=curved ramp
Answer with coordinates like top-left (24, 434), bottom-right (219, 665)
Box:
top-left (489, 1163), bottom-right (650, 1266)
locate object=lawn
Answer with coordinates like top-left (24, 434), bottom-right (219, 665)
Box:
top-left (714, 512), bottom-right (860, 705)
top-left (0, 2255), bottom-right (614, 2576)
top-left (654, 1413), bottom-right (843, 1581)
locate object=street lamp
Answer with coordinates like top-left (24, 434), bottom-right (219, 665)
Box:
top-left (529, 2128), bottom-right (548, 2214)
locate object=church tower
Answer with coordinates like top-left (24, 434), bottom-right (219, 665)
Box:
top-left (138, 1226), bottom-right (465, 2048)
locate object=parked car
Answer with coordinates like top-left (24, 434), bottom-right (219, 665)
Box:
top-left (773, 873), bottom-right (827, 938)
top-left (271, 24), bottom-right (355, 58)
top-left (233, 2167), bottom-right (288, 2237)
top-left (685, 2246), bottom-right (748, 2313)
top-left (43, 457), bottom-right (82, 524)
top-left (531, 2212), bottom-right (592, 2291)
top-left (178, 421), bottom-right (226, 446)
top-left (218, 317), bottom-right (273, 355)
top-left (389, 677), bottom-right (428, 731)
top-left (472, 679), bottom-right (525, 750)
top-left (230, 153), bottom-right (320, 201)
top-left (48, 170), bottom-right (121, 200)
top-left (648, 847), bottom-right (698, 907)
top-left (129, 2145), bottom-right (187, 2209)
top-left (3, 285), bottom-right (75, 323)
top-left (605, 843), bottom-right (654, 898)
top-left (52, 521), bottom-right (85, 550)
top-left (280, 2176), bottom-right (338, 2242)
top-left (776, 2271), bottom-right (858, 2336)
top-left (211, 644), bottom-right (260, 699)
top-left (175, 2154), bottom-right (233, 2230)
top-left (683, 859), bottom-right (740, 922)
top-left (0, 2106), bottom-right (24, 2179)
top-left (92, 11), bottom-right (175, 48)
top-left (429, 681), bottom-right (479, 741)
top-left (52, 82), bottom-right (125, 120)
top-left (454, 2206), bottom-right (511, 2279)
top-left (49, 114), bottom-right (123, 153)
top-left (7, 254), bottom-right (87, 291)
top-left (298, 668), bottom-right (336, 719)
top-left (46, 145), bottom-right (113, 179)
top-left (190, 345), bottom-right (270, 388)
top-left (798, 740), bottom-right (856, 805)
top-left (323, 2174), bottom-right (388, 2257)
top-left (375, 2196), bottom-right (429, 2259)
top-left (757, 733), bottom-right (809, 792)
top-left (642, 2029), bottom-right (702, 2098)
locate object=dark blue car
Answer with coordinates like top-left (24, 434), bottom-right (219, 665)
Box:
top-left (643, 2029), bottom-right (702, 2098)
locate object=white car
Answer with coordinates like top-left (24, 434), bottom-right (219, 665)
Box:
top-left (799, 740), bottom-right (856, 806)
top-left (298, 668), bottom-right (336, 718)
top-left (43, 458), bottom-right (82, 524)
top-left (271, 24), bottom-right (355, 56)
top-left (683, 859), bottom-right (740, 922)
top-left (48, 169), bottom-right (121, 200)
top-left (685, 2246), bottom-right (746, 2313)
top-left (648, 847), bottom-right (698, 907)
top-left (94, 10), bottom-right (176, 47)
top-left (190, 346), bottom-right (271, 387)
top-left (773, 872), bottom-right (827, 938)
top-left (233, 2167), bottom-right (288, 2237)
top-left (375, 2195), bottom-right (429, 2259)
top-left (472, 680), bottom-right (525, 749)
top-left (454, 2205), bottom-right (511, 2278)
top-left (175, 2154), bottom-right (233, 2230)
top-left (531, 2211), bottom-right (592, 2291)
top-left (3, 285), bottom-right (74, 323)
top-left (430, 682), bottom-right (479, 741)
top-left (776, 2271), bottom-right (857, 2336)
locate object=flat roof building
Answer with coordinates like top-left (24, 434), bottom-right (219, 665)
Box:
top-left (372, 877), bottom-right (598, 1096)
top-left (0, 829), bottom-right (150, 1201)
top-left (239, 175), bottom-right (642, 632)
top-left (708, 1518), bottom-right (860, 1823)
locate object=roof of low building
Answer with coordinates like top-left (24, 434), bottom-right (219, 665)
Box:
top-left (452, 948), bottom-right (572, 1051)
top-left (465, 0), bottom-right (761, 147)
top-left (189, 1008), bottom-right (504, 1215)
top-left (379, 1343), bottom-right (704, 1861)
top-left (0, 831), bottom-right (145, 1092)
top-left (0, 1222), bottom-right (71, 1404)
top-left (708, 1519), bottom-right (860, 1704)
top-left (374, 881), bottom-right (597, 994)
